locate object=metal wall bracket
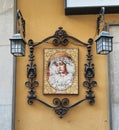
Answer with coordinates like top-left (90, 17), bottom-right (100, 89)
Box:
top-left (25, 27), bottom-right (97, 118)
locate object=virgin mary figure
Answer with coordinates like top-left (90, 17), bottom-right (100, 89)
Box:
top-left (47, 52), bottom-right (75, 93)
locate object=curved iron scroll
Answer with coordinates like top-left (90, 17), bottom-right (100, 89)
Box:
top-left (25, 27), bottom-right (97, 118)
top-left (33, 27), bottom-right (88, 47)
top-left (27, 97), bottom-right (87, 118)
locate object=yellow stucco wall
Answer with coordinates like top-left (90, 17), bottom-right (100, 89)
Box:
top-left (15, 0), bottom-right (119, 130)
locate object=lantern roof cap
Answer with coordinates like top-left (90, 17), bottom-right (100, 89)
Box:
top-left (10, 33), bottom-right (26, 41)
top-left (99, 31), bottom-right (113, 37)
top-left (96, 31), bottom-right (113, 41)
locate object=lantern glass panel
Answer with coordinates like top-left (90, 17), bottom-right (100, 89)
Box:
top-left (96, 38), bottom-right (103, 54)
top-left (102, 37), bottom-right (109, 51)
top-left (109, 38), bottom-right (112, 52)
top-left (11, 39), bottom-right (25, 56)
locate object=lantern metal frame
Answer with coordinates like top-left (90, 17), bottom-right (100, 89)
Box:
top-left (10, 7), bottom-right (113, 118)
top-left (96, 31), bottom-right (113, 54)
top-left (10, 33), bottom-right (26, 56)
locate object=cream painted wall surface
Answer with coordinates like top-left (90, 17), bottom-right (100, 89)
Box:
top-left (0, 0), bottom-right (14, 130)
top-left (108, 26), bottom-right (119, 130)
top-left (15, 0), bottom-right (119, 130)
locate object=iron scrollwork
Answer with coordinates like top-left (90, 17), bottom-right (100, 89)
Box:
top-left (52, 27), bottom-right (69, 46)
top-left (25, 40), bottom-right (39, 104)
top-left (83, 39), bottom-right (97, 105)
top-left (26, 27), bottom-right (97, 118)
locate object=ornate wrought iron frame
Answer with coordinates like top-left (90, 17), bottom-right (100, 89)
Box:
top-left (25, 27), bottom-right (97, 118)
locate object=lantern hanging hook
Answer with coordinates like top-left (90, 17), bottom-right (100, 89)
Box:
top-left (97, 7), bottom-right (105, 35)
top-left (17, 9), bottom-right (25, 38)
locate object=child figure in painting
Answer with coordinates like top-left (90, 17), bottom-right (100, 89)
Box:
top-left (47, 52), bottom-right (75, 93)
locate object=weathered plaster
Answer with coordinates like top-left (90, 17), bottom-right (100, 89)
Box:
top-left (0, 0), bottom-right (13, 14)
top-left (108, 25), bottom-right (119, 130)
top-left (0, 0), bottom-right (14, 130)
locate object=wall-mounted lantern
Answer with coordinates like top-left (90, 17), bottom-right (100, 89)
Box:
top-left (10, 33), bottom-right (26, 56)
top-left (9, 7), bottom-right (113, 118)
top-left (96, 31), bottom-right (113, 54)
top-left (96, 7), bottom-right (113, 55)
top-left (10, 9), bottom-right (26, 56)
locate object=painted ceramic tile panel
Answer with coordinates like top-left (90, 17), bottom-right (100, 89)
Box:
top-left (43, 48), bottom-right (79, 94)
